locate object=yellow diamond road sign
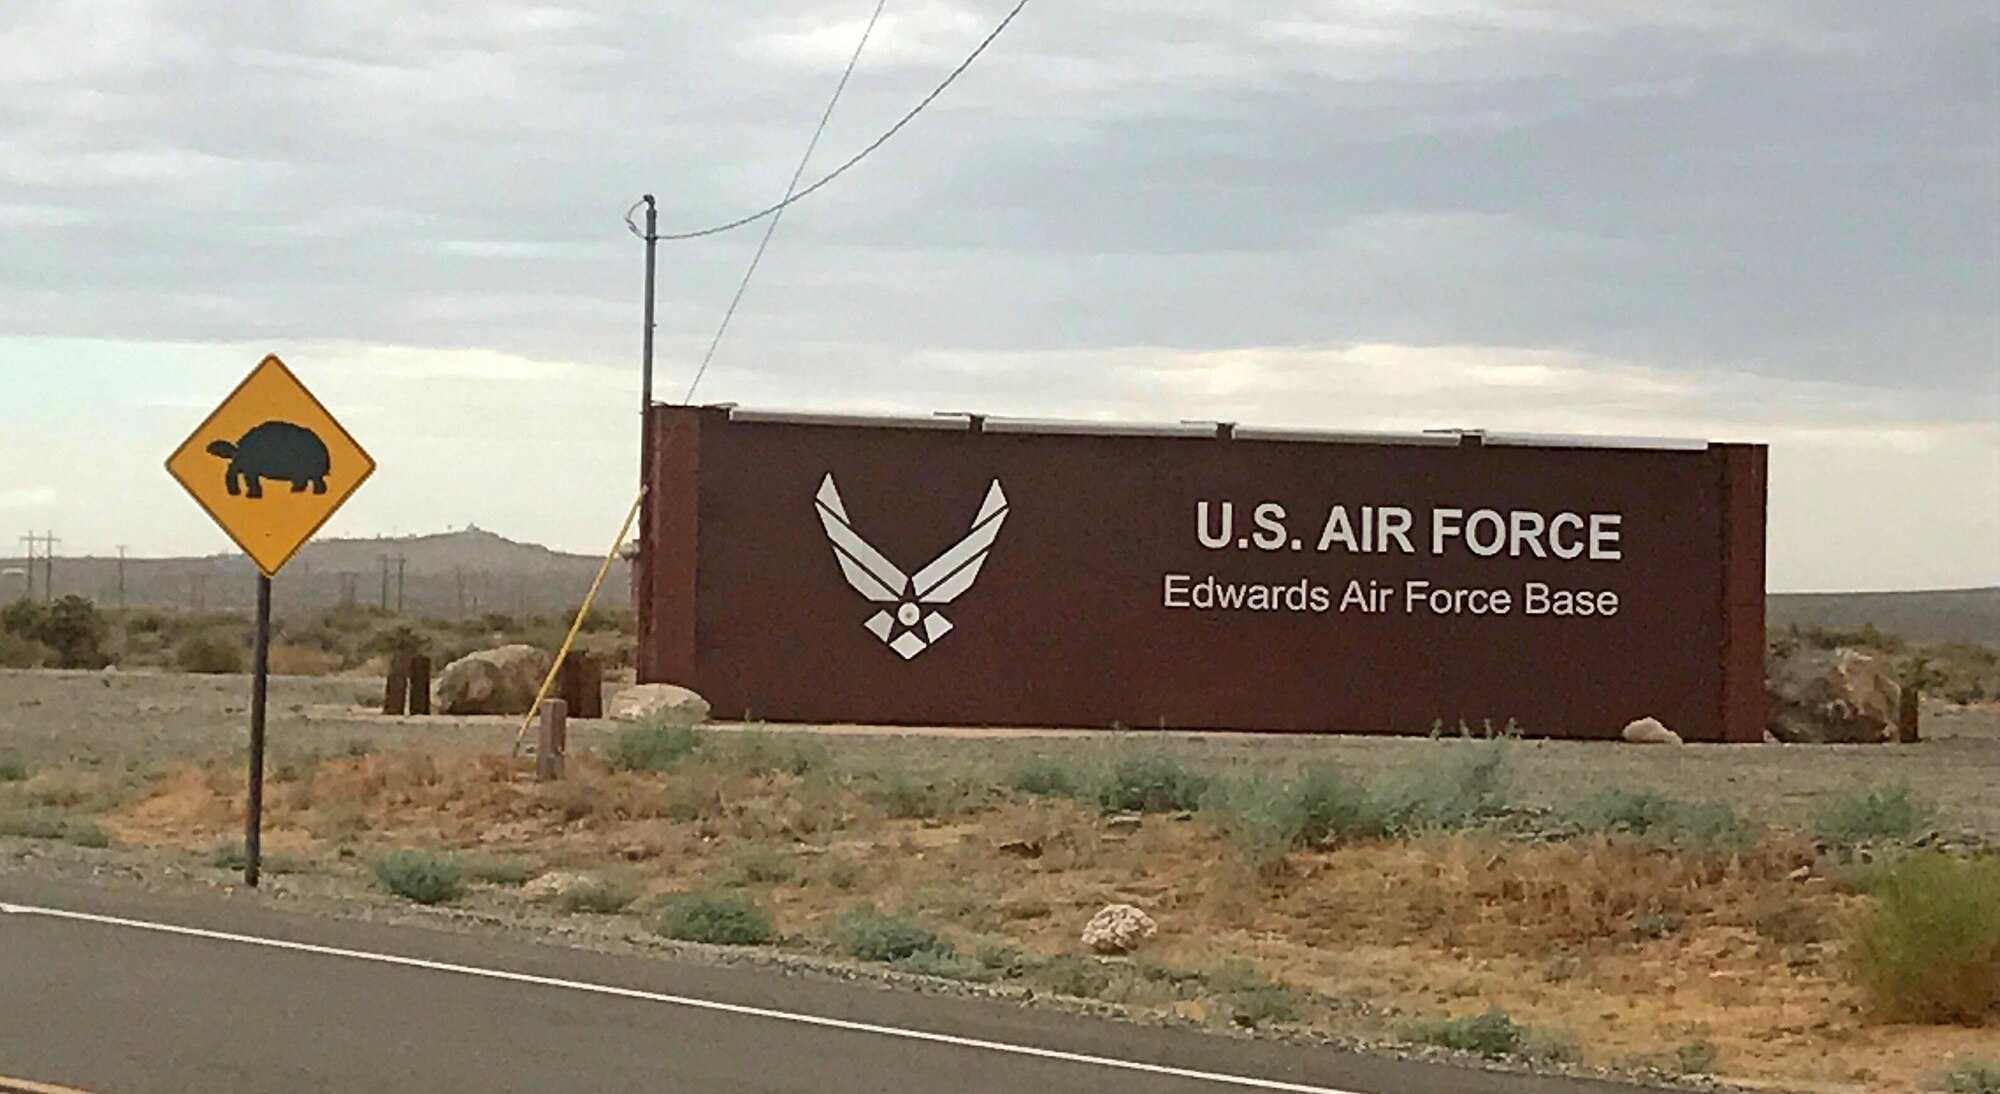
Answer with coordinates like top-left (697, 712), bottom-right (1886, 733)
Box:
top-left (167, 356), bottom-right (375, 577)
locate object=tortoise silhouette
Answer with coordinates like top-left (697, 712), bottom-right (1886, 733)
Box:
top-left (206, 420), bottom-right (331, 499)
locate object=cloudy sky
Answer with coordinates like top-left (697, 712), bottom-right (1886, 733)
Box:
top-left (1, 1), bottom-right (1994, 592)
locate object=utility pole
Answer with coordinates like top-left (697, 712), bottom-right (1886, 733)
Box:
top-left (18, 532), bottom-right (57, 602)
top-left (379, 554), bottom-right (391, 613)
top-left (116, 545), bottom-right (128, 610)
top-left (636, 194), bottom-right (659, 666)
top-left (395, 554), bottom-right (407, 614)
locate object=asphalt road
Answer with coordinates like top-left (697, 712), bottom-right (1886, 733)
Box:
top-left (0, 879), bottom-right (1649, 1094)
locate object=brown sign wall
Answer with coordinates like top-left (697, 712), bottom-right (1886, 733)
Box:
top-left (640, 407), bottom-right (1767, 742)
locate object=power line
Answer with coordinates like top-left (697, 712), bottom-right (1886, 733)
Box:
top-left (629, 0), bottom-right (1031, 244)
top-left (683, 0), bottom-right (890, 404)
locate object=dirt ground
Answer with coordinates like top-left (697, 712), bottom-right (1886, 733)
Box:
top-left (4, 668), bottom-right (1997, 841)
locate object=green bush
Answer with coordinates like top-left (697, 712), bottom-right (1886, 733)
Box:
top-left (607, 723), bottom-right (702, 771)
top-left (1377, 742), bottom-right (1512, 834)
top-left (1812, 785), bottom-right (1936, 850)
top-left (1847, 852), bottom-right (2000, 1023)
top-left (1578, 788), bottom-right (1762, 857)
top-left (1926, 1059), bottom-right (2000, 1094)
top-left (0, 811), bottom-right (68, 839)
top-left (863, 772), bottom-right (971, 820)
top-left (37, 596), bottom-right (108, 668)
top-left (718, 731), bottom-right (826, 777)
top-left (0, 631), bottom-right (55, 668)
top-left (177, 631), bottom-right (247, 674)
top-left (835, 906), bottom-right (954, 963)
top-left (1290, 764), bottom-right (1384, 845)
top-left (1096, 753), bottom-right (1209, 814)
top-left (208, 843), bottom-right (306, 874)
top-left (725, 845), bottom-right (795, 887)
top-left (0, 754), bottom-right (26, 782)
top-left (556, 877), bottom-right (635, 914)
top-left (372, 850), bottom-right (465, 905)
top-left (463, 857), bottom-right (535, 886)
top-left (62, 820), bottom-right (109, 848)
top-left (1403, 1006), bottom-right (1575, 1062)
top-left (1205, 776), bottom-right (1302, 871)
top-left (653, 891), bottom-right (773, 945)
top-left (1008, 759), bottom-right (1084, 798)
top-left (1226, 984), bottom-right (1300, 1028)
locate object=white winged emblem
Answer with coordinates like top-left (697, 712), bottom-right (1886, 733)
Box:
top-left (815, 473), bottom-right (1009, 660)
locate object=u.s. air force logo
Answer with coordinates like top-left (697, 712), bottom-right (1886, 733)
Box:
top-left (814, 474), bottom-right (1009, 660)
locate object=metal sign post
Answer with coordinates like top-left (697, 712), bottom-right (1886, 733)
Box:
top-left (244, 574), bottom-right (272, 886)
top-left (168, 355), bottom-right (375, 886)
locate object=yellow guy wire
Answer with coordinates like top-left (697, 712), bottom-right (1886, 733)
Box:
top-left (513, 486), bottom-right (648, 755)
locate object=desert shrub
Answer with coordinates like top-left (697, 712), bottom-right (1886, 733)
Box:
top-left (863, 771), bottom-right (975, 820)
top-left (1634, 906), bottom-right (1686, 940)
top-left (1096, 752), bottom-right (1209, 814)
top-left (1926, 1059), bottom-right (2000, 1094)
top-left (0, 811), bottom-right (68, 839)
top-left (653, 891), bottom-right (773, 945)
top-left (607, 723), bottom-right (702, 771)
top-left (1290, 764), bottom-right (1384, 844)
top-left (0, 599), bottom-right (46, 639)
top-left (718, 731), bottom-right (826, 777)
top-left (1227, 985), bottom-right (1300, 1028)
top-left (1670, 1039), bottom-right (1720, 1075)
top-left (1578, 788), bottom-right (1762, 857)
top-left (62, 820), bottom-right (109, 848)
top-left (835, 906), bottom-right (953, 963)
top-left (1008, 759), bottom-right (1084, 798)
top-left (0, 754), bottom-right (25, 782)
top-left (1036, 955), bottom-right (1117, 999)
top-left (308, 800), bottom-right (372, 841)
top-left (208, 843), bottom-right (306, 874)
top-left (372, 850), bottom-right (465, 905)
top-left (463, 857), bottom-right (535, 886)
top-left (0, 632), bottom-right (55, 668)
top-left (1205, 776), bottom-right (1302, 871)
top-left (1377, 742), bottom-right (1512, 834)
top-left (724, 845), bottom-right (795, 887)
top-left (1812, 785), bottom-right (1936, 850)
top-left (177, 631), bottom-right (246, 674)
top-left (268, 643), bottom-right (345, 676)
top-left (892, 948), bottom-right (988, 980)
top-left (1206, 959), bottom-right (1301, 1027)
top-left (35, 596), bottom-right (108, 668)
top-left (1847, 852), bottom-right (2000, 1023)
top-left (1403, 1006), bottom-right (1575, 1062)
top-left (556, 877), bottom-right (635, 914)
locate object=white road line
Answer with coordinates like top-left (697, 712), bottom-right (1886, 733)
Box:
top-left (1, 902), bottom-right (1369, 1094)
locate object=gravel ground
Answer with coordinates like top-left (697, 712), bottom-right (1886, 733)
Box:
top-left (3, 668), bottom-right (1996, 840)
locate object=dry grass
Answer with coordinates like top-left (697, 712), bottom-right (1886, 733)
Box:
top-left (59, 744), bottom-right (1999, 1094)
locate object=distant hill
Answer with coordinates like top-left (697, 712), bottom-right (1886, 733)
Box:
top-left (1770, 587), bottom-right (2000, 648)
top-left (7, 529), bottom-right (1992, 646)
top-left (2, 528), bottom-right (631, 621)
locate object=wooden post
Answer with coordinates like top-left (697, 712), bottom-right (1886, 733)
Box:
top-left (408, 655), bottom-right (432, 716)
top-left (1898, 684), bottom-right (1921, 744)
top-left (383, 655), bottom-right (409, 716)
top-left (573, 653), bottom-right (602, 720)
top-left (536, 699), bottom-right (568, 782)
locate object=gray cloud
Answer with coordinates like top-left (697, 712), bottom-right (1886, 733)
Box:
top-left (0, 2), bottom-right (1994, 587)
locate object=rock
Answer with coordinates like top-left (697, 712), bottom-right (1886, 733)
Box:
top-left (607, 683), bottom-right (710, 726)
top-left (1621, 717), bottom-right (1683, 745)
top-left (1103, 814), bottom-right (1143, 834)
top-left (521, 871), bottom-right (596, 902)
top-left (1081, 903), bottom-right (1158, 955)
top-left (1787, 864), bottom-right (1813, 881)
top-left (433, 645), bottom-right (552, 716)
top-left (995, 838), bottom-right (1043, 859)
top-left (1765, 646), bottom-right (1902, 744)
